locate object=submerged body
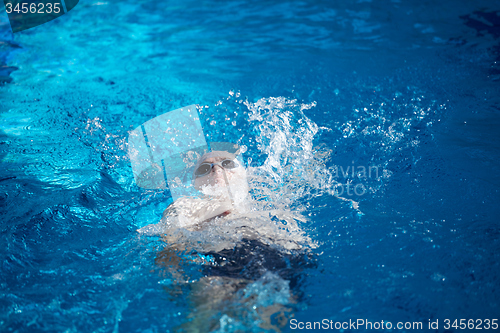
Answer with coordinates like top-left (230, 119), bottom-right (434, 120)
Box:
top-left (155, 214), bottom-right (313, 332)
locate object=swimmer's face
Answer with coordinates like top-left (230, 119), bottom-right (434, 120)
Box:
top-left (193, 151), bottom-right (246, 191)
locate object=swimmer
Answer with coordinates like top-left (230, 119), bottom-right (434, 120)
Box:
top-left (151, 147), bottom-right (314, 333)
top-left (128, 107), bottom-right (317, 331)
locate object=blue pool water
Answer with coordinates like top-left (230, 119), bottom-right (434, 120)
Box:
top-left (1, 0), bottom-right (500, 332)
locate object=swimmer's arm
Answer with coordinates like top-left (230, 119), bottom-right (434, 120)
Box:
top-left (161, 196), bottom-right (233, 230)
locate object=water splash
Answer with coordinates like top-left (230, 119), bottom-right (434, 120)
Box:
top-left (243, 97), bottom-right (358, 214)
top-left (138, 96), bottom-right (340, 253)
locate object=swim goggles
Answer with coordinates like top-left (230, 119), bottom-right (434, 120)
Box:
top-left (194, 159), bottom-right (240, 178)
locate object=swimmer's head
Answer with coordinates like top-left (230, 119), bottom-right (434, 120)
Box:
top-left (193, 151), bottom-right (247, 191)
